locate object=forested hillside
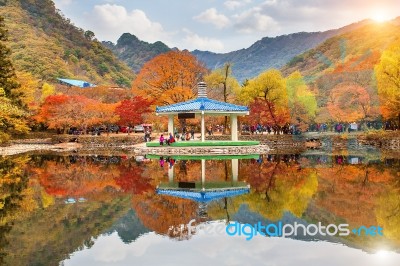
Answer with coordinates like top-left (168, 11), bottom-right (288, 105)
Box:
top-left (0, 0), bottom-right (135, 87)
top-left (282, 18), bottom-right (400, 78)
top-left (281, 18), bottom-right (400, 124)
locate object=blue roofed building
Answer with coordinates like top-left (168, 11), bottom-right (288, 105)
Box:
top-left (156, 82), bottom-right (249, 141)
top-left (57, 78), bottom-right (96, 88)
top-left (156, 187), bottom-right (250, 203)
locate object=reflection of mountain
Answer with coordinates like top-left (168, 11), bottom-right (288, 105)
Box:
top-left (3, 197), bottom-right (132, 265)
top-left (107, 209), bottom-right (150, 244)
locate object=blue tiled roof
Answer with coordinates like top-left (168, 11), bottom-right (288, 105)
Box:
top-left (156, 187), bottom-right (250, 203)
top-left (156, 97), bottom-right (248, 113)
top-left (58, 78), bottom-right (96, 88)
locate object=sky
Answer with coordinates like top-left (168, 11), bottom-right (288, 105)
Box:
top-left (53, 0), bottom-right (400, 53)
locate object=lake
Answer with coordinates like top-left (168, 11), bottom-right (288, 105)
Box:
top-left (0, 150), bottom-right (399, 265)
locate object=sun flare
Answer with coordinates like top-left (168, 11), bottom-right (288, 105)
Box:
top-left (371, 11), bottom-right (390, 22)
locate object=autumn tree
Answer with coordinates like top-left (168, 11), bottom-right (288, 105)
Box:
top-left (205, 63), bottom-right (240, 134)
top-left (0, 88), bottom-right (29, 142)
top-left (240, 69), bottom-right (290, 129)
top-left (57, 85), bottom-right (131, 104)
top-left (286, 72), bottom-right (317, 130)
top-left (375, 41), bottom-right (400, 124)
top-left (132, 50), bottom-right (208, 106)
top-left (15, 71), bottom-right (39, 110)
top-left (40, 82), bottom-right (55, 102)
top-left (36, 95), bottom-right (118, 132)
top-left (115, 96), bottom-right (153, 127)
top-left (326, 83), bottom-right (376, 123)
top-left (245, 99), bottom-right (276, 126)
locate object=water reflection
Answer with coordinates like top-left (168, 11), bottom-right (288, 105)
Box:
top-left (0, 152), bottom-right (399, 265)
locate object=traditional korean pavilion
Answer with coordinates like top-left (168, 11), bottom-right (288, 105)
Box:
top-left (155, 82), bottom-right (249, 142)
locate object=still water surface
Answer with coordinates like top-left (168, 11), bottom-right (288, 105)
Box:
top-left (1, 151), bottom-right (399, 265)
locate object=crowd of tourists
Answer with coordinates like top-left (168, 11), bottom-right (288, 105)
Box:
top-left (241, 120), bottom-right (399, 135)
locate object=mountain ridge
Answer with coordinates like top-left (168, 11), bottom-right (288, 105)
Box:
top-left (104, 18), bottom-right (377, 82)
top-left (103, 33), bottom-right (171, 73)
top-left (192, 19), bottom-right (375, 81)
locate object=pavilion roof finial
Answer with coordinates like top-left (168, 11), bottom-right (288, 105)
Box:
top-left (197, 82), bottom-right (207, 98)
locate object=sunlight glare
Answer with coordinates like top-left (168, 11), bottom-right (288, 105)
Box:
top-left (371, 11), bottom-right (389, 22)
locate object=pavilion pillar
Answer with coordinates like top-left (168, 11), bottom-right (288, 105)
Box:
top-left (231, 114), bottom-right (238, 141)
top-left (201, 111), bottom-right (205, 142)
top-left (168, 165), bottom-right (174, 185)
top-left (201, 159), bottom-right (206, 189)
top-left (168, 115), bottom-right (174, 135)
top-left (232, 159), bottom-right (238, 183)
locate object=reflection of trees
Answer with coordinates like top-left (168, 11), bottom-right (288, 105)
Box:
top-left (0, 156), bottom-right (30, 264)
top-left (244, 166), bottom-right (317, 220)
top-left (29, 156), bottom-right (155, 199)
top-left (34, 158), bottom-right (120, 198)
top-left (132, 194), bottom-right (198, 240)
top-left (208, 156), bottom-right (318, 221)
top-left (115, 162), bottom-right (155, 195)
top-left (0, 155), bottom-right (136, 265)
top-left (315, 163), bottom-right (395, 227)
top-left (376, 166), bottom-right (400, 243)
top-left (376, 189), bottom-right (400, 242)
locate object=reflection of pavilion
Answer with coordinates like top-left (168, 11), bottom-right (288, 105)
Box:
top-left (155, 155), bottom-right (252, 205)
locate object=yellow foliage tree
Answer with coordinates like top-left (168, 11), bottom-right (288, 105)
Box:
top-left (40, 82), bottom-right (55, 102)
top-left (0, 88), bottom-right (29, 142)
top-left (286, 71), bottom-right (318, 130)
top-left (240, 69), bottom-right (290, 127)
top-left (375, 41), bottom-right (400, 123)
top-left (16, 71), bottom-right (39, 110)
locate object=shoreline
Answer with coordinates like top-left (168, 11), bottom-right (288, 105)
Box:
top-left (1, 131), bottom-right (399, 157)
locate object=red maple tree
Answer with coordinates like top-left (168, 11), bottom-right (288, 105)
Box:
top-left (115, 97), bottom-right (153, 127)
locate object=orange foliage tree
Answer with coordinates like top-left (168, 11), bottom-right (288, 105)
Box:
top-left (36, 94), bottom-right (118, 132)
top-left (326, 83), bottom-right (379, 122)
top-left (243, 99), bottom-right (290, 127)
top-left (132, 50), bottom-right (208, 106)
top-left (57, 85), bottom-right (131, 103)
